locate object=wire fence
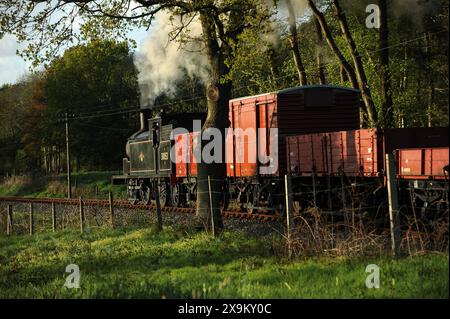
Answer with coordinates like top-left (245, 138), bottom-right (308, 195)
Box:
top-left (1, 168), bottom-right (448, 259)
top-left (0, 200), bottom-right (191, 236)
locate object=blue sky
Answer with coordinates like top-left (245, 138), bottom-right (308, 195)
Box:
top-left (0, 28), bottom-right (149, 87)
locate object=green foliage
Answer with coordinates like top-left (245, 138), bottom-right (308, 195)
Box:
top-left (42, 40), bottom-right (139, 170)
top-left (228, 0), bottom-right (448, 126)
top-left (0, 74), bottom-right (44, 174)
top-left (0, 40), bottom-right (140, 176)
top-left (0, 0), bottom-right (448, 177)
top-left (0, 226), bottom-right (447, 298)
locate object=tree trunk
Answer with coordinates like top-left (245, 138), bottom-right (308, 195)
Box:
top-left (425, 32), bottom-right (435, 127)
top-left (268, 46), bottom-right (279, 87)
top-left (378, 0), bottom-right (393, 127)
top-left (331, 0), bottom-right (378, 126)
top-left (196, 11), bottom-right (229, 232)
top-left (286, 0), bottom-right (308, 86)
top-left (314, 16), bottom-right (326, 84)
top-left (306, 1), bottom-right (358, 87)
top-left (340, 63), bottom-right (348, 83)
top-left (43, 146), bottom-right (48, 173)
top-left (307, 0), bottom-right (373, 127)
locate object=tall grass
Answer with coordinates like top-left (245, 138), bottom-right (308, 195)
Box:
top-left (0, 226), bottom-right (448, 298)
top-left (278, 206), bottom-right (449, 259)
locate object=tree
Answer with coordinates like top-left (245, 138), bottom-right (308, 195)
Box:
top-left (314, 16), bottom-right (326, 85)
top-left (195, 2), bottom-right (271, 231)
top-left (331, 0), bottom-right (378, 126)
top-left (378, 0), bottom-right (393, 127)
top-left (0, 75), bottom-right (41, 175)
top-left (305, 3), bottom-right (358, 90)
top-left (285, 0), bottom-right (308, 85)
top-left (42, 40), bottom-right (139, 171)
top-left (0, 0), bottom-right (271, 231)
top-left (307, 0), bottom-right (378, 125)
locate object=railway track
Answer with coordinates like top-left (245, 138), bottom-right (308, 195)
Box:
top-left (0, 196), bottom-right (280, 222)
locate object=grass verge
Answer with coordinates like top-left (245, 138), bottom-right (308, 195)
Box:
top-left (0, 226), bottom-right (448, 298)
top-left (0, 171), bottom-right (125, 199)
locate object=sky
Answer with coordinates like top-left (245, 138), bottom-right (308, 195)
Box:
top-left (0, 28), bottom-right (149, 87)
top-left (0, 34), bottom-right (31, 86)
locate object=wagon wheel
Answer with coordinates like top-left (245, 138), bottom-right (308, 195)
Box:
top-left (425, 199), bottom-right (449, 221)
top-left (127, 180), bottom-right (139, 205)
top-left (184, 180), bottom-right (197, 208)
top-left (246, 185), bottom-right (257, 214)
top-left (186, 187), bottom-right (196, 208)
top-left (220, 183), bottom-right (230, 211)
top-left (139, 182), bottom-right (152, 205)
top-left (171, 184), bottom-right (183, 207)
top-left (372, 201), bottom-right (388, 229)
top-left (158, 181), bottom-right (170, 208)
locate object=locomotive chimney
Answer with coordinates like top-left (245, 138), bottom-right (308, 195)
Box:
top-left (139, 108), bottom-right (151, 131)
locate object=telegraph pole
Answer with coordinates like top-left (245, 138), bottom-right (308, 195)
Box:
top-left (65, 112), bottom-right (72, 199)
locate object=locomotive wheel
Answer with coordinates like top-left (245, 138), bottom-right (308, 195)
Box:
top-left (139, 182), bottom-right (152, 205)
top-left (127, 180), bottom-right (139, 205)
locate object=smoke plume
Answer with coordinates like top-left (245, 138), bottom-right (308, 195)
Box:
top-left (136, 11), bottom-right (209, 108)
top-left (279, 0), bottom-right (309, 20)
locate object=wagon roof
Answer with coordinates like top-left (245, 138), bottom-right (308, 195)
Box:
top-left (278, 85), bottom-right (359, 95)
top-left (230, 85), bottom-right (359, 102)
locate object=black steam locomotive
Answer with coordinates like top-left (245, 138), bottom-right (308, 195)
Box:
top-left (112, 109), bottom-right (206, 206)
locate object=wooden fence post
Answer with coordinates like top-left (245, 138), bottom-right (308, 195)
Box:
top-left (6, 205), bottom-right (13, 235)
top-left (108, 192), bottom-right (114, 228)
top-left (29, 203), bottom-right (34, 235)
top-left (51, 202), bottom-right (56, 232)
top-left (311, 171), bottom-right (317, 207)
top-left (79, 197), bottom-right (84, 233)
top-left (154, 179), bottom-right (162, 231)
top-left (386, 153), bottom-right (401, 257)
top-left (208, 176), bottom-right (216, 238)
top-left (284, 175), bottom-right (294, 259)
top-left (340, 170), bottom-right (347, 211)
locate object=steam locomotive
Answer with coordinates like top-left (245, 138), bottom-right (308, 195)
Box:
top-left (112, 85), bottom-right (449, 217)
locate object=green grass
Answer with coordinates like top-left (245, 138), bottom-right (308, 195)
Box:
top-left (0, 171), bottom-right (125, 199)
top-left (0, 226), bottom-right (448, 298)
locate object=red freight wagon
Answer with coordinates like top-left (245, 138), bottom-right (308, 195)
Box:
top-left (227, 85), bottom-right (361, 177)
top-left (175, 131), bottom-right (200, 178)
top-left (286, 129), bottom-right (379, 177)
top-left (174, 85), bottom-right (361, 212)
top-left (285, 127), bottom-right (448, 215)
top-left (397, 147), bottom-right (449, 180)
top-left (175, 85), bottom-right (361, 179)
top-left (286, 127), bottom-right (449, 178)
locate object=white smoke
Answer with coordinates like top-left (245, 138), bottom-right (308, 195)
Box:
top-left (136, 10), bottom-right (209, 107)
top-left (262, 0), bottom-right (310, 47)
top-left (277, 0), bottom-right (310, 23)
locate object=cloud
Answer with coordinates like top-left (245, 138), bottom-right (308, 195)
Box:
top-left (0, 35), bottom-right (31, 86)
